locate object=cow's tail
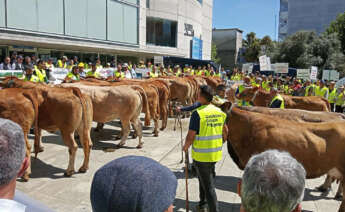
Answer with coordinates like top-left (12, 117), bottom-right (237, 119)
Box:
top-left (23, 91), bottom-right (40, 158)
top-left (131, 86), bottom-right (151, 126)
top-left (70, 87), bottom-right (89, 137)
top-left (321, 97), bottom-right (331, 112)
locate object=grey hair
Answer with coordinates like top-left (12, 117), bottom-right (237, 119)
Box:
top-left (0, 118), bottom-right (26, 185)
top-left (241, 150), bottom-right (306, 212)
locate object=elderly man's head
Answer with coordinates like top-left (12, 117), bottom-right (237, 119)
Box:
top-left (239, 150), bottom-right (306, 212)
top-left (0, 119), bottom-right (28, 196)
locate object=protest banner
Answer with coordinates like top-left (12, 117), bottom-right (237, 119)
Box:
top-left (297, 69), bottom-right (310, 80)
top-left (242, 63), bottom-right (253, 74)
top-left (310, 66), bottom-right (318, 80)
top-left (272, 63), bottom-right (289, 74)
top-left (0, 70), bottom-right (23, 79)
top-left (322, 70), bottom-right (339, 81)
top-left (259, 55), bottom-right (271, 70)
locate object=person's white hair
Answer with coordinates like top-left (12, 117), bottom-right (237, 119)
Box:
top-left (0, 118), bottom-right (25, 185)
top-left (241, 150), bottom-right (306, 212)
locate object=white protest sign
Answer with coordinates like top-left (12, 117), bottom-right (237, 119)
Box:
top-left (272, 63), bottom-right (289, 74)
top-left (310, 66), bottom-right (318, 80)
top-left (242, 63), bottom-right (253, 74)
top-left (98, 68), bottom-right (115, 78)
top-left (336, 77), bottom-right (345, 88)
top-left (259, 55), bottom-right (271, 70)
top-left (322, 70), bottom-right (339, 81)
top-left (49, 68), bottom-right (69, 84)
top-left (297, 69), bottom-right (310, 80)
top-left (0, 70), bottom-right (23, 78)
top-left (154, 56), bottom-right (163, 65)
top-left (135, 68), bottom-right (150, 78)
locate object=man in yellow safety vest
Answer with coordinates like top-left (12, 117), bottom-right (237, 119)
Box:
top-left (23, 65), bottom-right (39, 82)
top-left (328, 81), bottom-right (337, 112)
top-left (316, 80), bottom-right (329, 99)
top-left (183, 85), bottom-right (228, 212)
top-left (269, 88), bottom-right (285, 109)
top-left (336, 86), bottom-right (345, 113)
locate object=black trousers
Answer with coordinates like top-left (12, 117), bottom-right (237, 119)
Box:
top-left (336, 105), bottom-right (344, 113)
top-left (194, 160), bottom-right (218, 212)
top-left (330, 103), bottom-right (335, 112)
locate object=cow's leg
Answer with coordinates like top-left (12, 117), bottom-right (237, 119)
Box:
top-left (160, 104), bottom-right (168, 131)
top-left (36, 128), bottom-right (44, 153)
top-left (61, 131), bottom-right (78, 177)
top-left (94, 123), bottom-right (104, 132)
top-left (316, 175), bottom-right (333, 192)
top-left (152, 117), bottom-right (159, 137)
top-left (117, 119), bottom-right (130, 147)
top-left (76, 126), bottom-right (92, 173)
top-left (22, 133), bottom-right (32, 182)
top-left (132, 118), bottom-right (143, 149)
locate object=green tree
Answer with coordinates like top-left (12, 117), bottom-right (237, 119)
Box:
top-left (271, 31), bottom-right (345, 76)
top-left (243, 32), bottom-right (261, 62)
top-left (211, 43), bottom-right (220, 63)
top-left (326, 12), bottom-right (345, 54)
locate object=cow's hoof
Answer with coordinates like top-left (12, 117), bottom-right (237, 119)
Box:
top-left (136, 144), bottom-right (143, 149)
top-left (39, 146), bottom-right (44, 153)
top-left (335, 193), bottom-right (343, 201)
top-left (117, 143), bottom-right (125, 148)
top-left (22, 174), bottom-right (30, 182)
top-left (316, 186), bottom-right (330, 193)
top-left (78, 167), bottom-right (88, 173)
top-left (64, 170), bottom-right (75, 177)
top-left (154, 133), bottom-right (159, 137)
top-left (160, 127), bottom-right (166, 131)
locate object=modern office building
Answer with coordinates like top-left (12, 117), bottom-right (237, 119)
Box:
top-left (279, 0), bottom-right (345, 41)
top-left (212, 28), bottom-right (243, 69)
top-left (0, 0), bottom-right (213, 64)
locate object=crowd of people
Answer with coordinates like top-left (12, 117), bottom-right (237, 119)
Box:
top-left (231, 69), bottom-right (345, 112)
top-left (0, 53), bottom-right (222, 83)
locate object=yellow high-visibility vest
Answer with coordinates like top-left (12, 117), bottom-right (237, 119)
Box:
top-left (237, 85), bottom-right (251, 106)
top-left (192, 104), bottom-right (226, 162)
top-left (329, 88), bottom-right (337, 103)
top-left (270, 94), bottom-right (285, 109)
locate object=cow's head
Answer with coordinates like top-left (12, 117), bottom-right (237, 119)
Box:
top-left (238, 86), bottom-right (259, 102)
top-left (1, 76), bottom-right (19, 88)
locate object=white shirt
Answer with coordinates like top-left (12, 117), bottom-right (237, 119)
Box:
top-left (124, 70), bottom-right (133, 79)
top-left (0, 199), bottom-right (26, 212)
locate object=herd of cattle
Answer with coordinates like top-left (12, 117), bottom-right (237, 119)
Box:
top-left (2, 76), bottom-right (345, 211)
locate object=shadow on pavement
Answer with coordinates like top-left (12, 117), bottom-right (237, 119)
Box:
top-left (215, 175), bottom-right (240, 193)
top-left (27, 157), bottom-right (66, 179)
top-left (303, 187), bottom-right (337, 201)
top-left (174, 198), bottom-right (240, 212)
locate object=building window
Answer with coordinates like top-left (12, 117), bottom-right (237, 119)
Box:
top-left (146, 0), bottom-right (150, 8)
top-left (197, 0), bottom-right (202, 4)
top-left (146, 17), bottom-right (177, 48)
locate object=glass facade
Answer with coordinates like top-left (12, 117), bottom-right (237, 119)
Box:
top-left (0, 0), bottom-right (138, 45)
top-left (146, 17), bottom-right (177, 48)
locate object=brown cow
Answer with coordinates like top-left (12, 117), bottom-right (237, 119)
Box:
top-left (239, 105), bottom-right (345, 197)
top-left (224, 105), bottom-right (345, 212)
top-left (239, 106), bottom-right (345, 122)
top-left (0, 88), bottom-right (39, 181)
top-left (238, 87), bottom-right (330, 111)
top-left (1, 78), bottom-right (93, 178)
top-left (108, 80), bottom-right (160, 136)
top-left (60, 83), bottom-right (145, 147)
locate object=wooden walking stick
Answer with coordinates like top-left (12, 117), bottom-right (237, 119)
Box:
top-left (184, 150), bottom-right (190, 212)
top-left (178, 112), bottom-right (184, 164)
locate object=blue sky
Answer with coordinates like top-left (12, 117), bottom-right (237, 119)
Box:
top-left (213, 0), bottom-right (280, 40)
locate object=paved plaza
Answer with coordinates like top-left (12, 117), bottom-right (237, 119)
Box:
top-left (17, 118), bottom-right (342, 212)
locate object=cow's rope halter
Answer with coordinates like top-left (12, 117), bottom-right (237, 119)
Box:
top-left (227, 102), bottom-right (235, 115)
top-left (250, 90), bottom-right (259, 103)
